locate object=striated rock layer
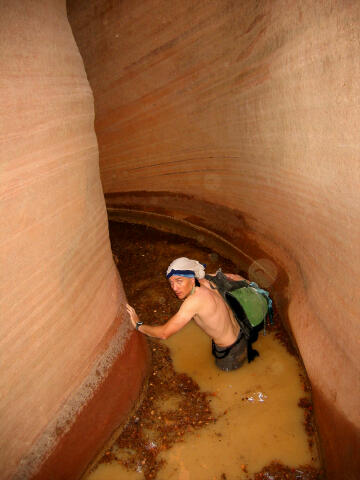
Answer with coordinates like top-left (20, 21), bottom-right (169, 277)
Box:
top-left (68, 0), bottom-right (360, 479)
top-left (0, 1), bottom-right (149, 479)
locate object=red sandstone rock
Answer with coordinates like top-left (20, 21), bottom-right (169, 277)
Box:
top-left (0, 1), bottom-right (148, 479)
top-left (68, 1), bottom-right (360, 479)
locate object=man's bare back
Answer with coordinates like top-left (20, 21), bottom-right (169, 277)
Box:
top-left (182, 277), bottom-right (240, 346)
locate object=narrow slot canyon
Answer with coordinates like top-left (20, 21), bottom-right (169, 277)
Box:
top-left (84, 220), bottom-right (323, 480)
top-left (0, 1), bottom-right (359, 479)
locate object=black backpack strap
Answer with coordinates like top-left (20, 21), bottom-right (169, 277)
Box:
top-left (205, 269), bottom-right (248, 294)
top-left (205, 269), bottom-right (260, 362)
top-left (205, 270), bottom-right (250, 337)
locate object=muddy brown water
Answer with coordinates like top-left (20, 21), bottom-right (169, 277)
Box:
top-left (84, 221), bottom-right (323, 480)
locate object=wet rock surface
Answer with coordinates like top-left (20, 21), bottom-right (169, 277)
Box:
top-left (91, 221), bottom-right (323, 480)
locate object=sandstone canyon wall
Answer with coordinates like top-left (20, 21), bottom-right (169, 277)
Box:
top-left (0, 1), bottom-right (148, 479)
top-left (67, 1), bottom-right (360, 479)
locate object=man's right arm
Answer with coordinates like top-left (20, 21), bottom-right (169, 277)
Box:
top-left (126, 299), bottom-right (197, 340)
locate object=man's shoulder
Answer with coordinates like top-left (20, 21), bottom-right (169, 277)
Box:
top-left (195, 283), bottom-right (219, 304)
top-left (177, 290), bottom-right (201, 317)
top-left (182, 285), bottom-right (211, 307)
top-left (199, 278), bottom-right (214, 289)
top-left (197, 281), bottom-right (213, 293)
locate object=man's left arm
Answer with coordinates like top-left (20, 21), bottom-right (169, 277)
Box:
top-left (206, 272), bottom-right (249, 282)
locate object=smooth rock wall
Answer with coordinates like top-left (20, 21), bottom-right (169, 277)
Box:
top-left (68, 1), bottom-right (360, 478)
top-left (0, 1), bottom-right (148, 479)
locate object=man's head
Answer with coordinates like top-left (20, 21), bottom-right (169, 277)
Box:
top-left (166, 257), bottom-right (205, 299)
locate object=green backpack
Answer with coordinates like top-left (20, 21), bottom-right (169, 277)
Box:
top-left (205, 269), bottom-right (273, 340)
top-left (226, 287), bottom-right (268, 328)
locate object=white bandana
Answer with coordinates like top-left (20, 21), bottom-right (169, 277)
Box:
top-left (166, 257), bottom-right (206, 280)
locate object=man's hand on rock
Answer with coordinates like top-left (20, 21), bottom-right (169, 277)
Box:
top-left (126, 304), bottom-right (139, 329)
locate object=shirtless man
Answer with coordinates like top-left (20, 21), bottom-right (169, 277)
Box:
top-left (126, 257), bottom-right (249, 371)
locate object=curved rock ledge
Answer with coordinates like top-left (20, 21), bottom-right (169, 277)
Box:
top-left (106, 191), bottom-right (360, 479)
